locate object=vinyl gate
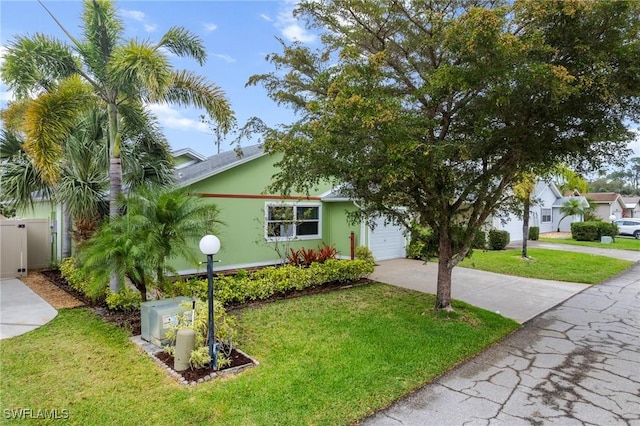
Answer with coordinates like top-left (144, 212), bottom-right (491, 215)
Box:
top-left (0, 219), bottom-right (51, 279)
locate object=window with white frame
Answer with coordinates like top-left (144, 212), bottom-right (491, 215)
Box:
top-left (265, 203), bottom-right (321, 240)
top-left (541, 208), bottom-right (552, 223)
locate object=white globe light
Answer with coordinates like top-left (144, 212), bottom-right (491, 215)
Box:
top-left (609, 214), bottom-right (616, 222)
top-left (199, 235), bottom-right (221, 255)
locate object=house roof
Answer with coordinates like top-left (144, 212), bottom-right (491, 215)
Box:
top-left (171, 148), bottom-right (207, 163)
top-left (582, 192), bottom-right (622, 203)
top-left (321, 187), bottom-right (351, 202)
top-left (552, 196), bottom-right (590, 208)
top-left (622, 196), bottom-right (640, 208)
top-left (175, 145), bottom-right (266, 187)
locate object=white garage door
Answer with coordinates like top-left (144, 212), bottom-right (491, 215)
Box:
top-left (369, 217), bottom-right (406, 261)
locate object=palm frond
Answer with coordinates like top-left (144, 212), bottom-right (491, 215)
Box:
top-left (0, 155), bottom-right (52, 212)
top-left (1, 99), bottom-right (31, 131)
top-left (80, 0), bottom-right (123, 81)
top-left (157, 26), bottom-right (206, 65)
top-left (23, 76), bottom-right (95, 184)
top-left (0, 33), bottom-right (80, 98)
top-left (162, 70), bottom-right (235, 133)
top-left (0, 129), bottom-right (26, 160)
top-left (109, 41), bottom-right (171, 99)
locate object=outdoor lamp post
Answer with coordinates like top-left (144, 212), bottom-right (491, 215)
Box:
top-left (609, 214), bottom-right (617, 243)
top-left (199, 234), bottom-right (221, 370)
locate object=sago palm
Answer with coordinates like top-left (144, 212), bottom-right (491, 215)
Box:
top-left (1, 0), bottom-right (233, 291)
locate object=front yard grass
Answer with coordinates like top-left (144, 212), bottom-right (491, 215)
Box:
top-left (539, 237), bottom-right (640, 251)
top-left (460, 248), bottom-right (633, 284)
top-left (0, 283), bottom-right (518, 425)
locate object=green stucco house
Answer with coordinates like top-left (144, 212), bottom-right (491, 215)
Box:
top-left (12, 146), bottom-right (407, 274)
top-left (172, 145), bottom-right (407, 274)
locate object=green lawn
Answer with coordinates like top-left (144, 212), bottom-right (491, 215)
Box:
top-left (539, 237), bottom-right (640, 251)
top-left (460, 248), bottom-right (633, 284)
top-left (0, 283), bottom-right (518, 425)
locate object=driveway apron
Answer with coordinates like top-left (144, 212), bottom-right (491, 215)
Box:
top-left (0, 278), bottom-right (58, 339)
top-left (363, 262), bottom-right (640, 425)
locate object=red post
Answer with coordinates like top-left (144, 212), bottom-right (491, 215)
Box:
top-left (350, 232), bottom-right (355, 260)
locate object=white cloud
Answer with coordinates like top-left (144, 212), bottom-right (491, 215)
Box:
top-left (281, 24), bottom-right (316, 43)
top-left (147, 104), bottom-right (209, 133)
top-left (203, 23), bottom-right (218, 33)
top-left (121, 9), bottom-right (145, 21)
top-left (144, 24), bottom-right (157, 33)
top-left (276, 1), bottom-right (316, 43)
top-left (213, 54), bottom-right (236, 63)
top-left (260, 14), bottom-right (272, 22)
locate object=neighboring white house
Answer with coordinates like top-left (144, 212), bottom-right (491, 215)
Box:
top-left (622, 196), bottom-right (640, 218)
top-left (492, 181), bottom-right (589, 241)
top-left (582, 192), bottom-right (627, 220)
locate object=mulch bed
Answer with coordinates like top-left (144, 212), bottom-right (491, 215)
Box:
top-left (34, 269), bottom-right (373, 384)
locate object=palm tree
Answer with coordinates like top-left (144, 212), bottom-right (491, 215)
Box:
top-left (557, 199), bottom-right (584, 232)
top-left (1, 0), bottom-right (233, 291)
top-left (0, 107), bottom-right (175, 247)
top-left (80, 187), bottom-right (221, 301)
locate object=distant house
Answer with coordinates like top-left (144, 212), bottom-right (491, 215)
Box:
top-left (622, 196), bottom-right (640, 218)
top-left (492, 181), bottom-right (589, 241)
top-left (582, 193), bottom-right (627, 220)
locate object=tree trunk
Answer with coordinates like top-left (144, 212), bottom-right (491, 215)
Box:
top-left (435, 231), bottom-right (453, 311)
top-left (108, 156), bottom-right (122, 293)
top-left (521, 193), bottom-right (531, 258)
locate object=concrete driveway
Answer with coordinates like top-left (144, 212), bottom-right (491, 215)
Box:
top-left (0, 278), bottom-right (57, 339)
top-left (370, 258), bottom-right (588, 323)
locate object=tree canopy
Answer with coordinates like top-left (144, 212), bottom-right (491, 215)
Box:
top-left (249, 0), bottom-right (640, 310)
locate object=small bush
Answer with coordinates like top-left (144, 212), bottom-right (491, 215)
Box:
top-left (355, 246), bottom-right (375, 264)
top-left (59, 257), bottom-right (107, 300)
top-left (488, 230), bottom-right (510, 250)
top-left (472, 230), bottom-right (486, 249)
top-left (406, 225), bottom-right (437, 260)
top-left (287, 243), bottom-right (338, 266)
top-left (528, 226), bottom-right (540, 241)
top-left (571, 221), bottom-right (617, 241)
top-left (106, 286), bottom-right (141, 312)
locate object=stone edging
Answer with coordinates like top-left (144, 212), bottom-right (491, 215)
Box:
top-left (130, 335), bottom-right (259, 386)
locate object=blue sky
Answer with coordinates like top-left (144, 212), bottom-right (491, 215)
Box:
top-left (1, 1), bottom-right (639, 161)
top-left (0, 0), bottom-right (310, 156)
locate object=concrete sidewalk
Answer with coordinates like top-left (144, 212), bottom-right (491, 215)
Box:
top-left (370, 258), bottom-right (589, 323)
top-left (0, 278), bottom-right (57, 340)
top-left (521, 240), bottom-right (640, 262)
top-left (363, 261), bottom-right (640, 425)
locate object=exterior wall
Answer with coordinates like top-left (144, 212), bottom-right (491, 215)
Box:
top-left (171, 154), bottom-right (359, 274)
top-left (323, 202), bottom-right (359, 259)
top-left (595, 204), bottom-right (613, 220)
top-left (537, 186), bottom-right (558, 233)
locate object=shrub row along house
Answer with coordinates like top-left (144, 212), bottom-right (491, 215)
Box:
top-left (9, 146), bottom-right (408, 276)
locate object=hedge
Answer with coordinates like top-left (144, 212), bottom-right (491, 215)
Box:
top-left (571, 221), bottom-right (617, 241)
top-left (174, 259), bottom-right (376, 306)
top-left (528, 226), bottom-right (540, 241)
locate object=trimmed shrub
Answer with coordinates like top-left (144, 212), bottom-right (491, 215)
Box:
top-left (571, 221), bottom-right (617, 241)
top-left (473, 230), bottom-right (486, 249)
top-left (406, 225), bottom-right (437, 260)
top-left (528, 226), bottom-right (540, 241)
top-left (59, 257), bottom-right (107, 301)
top-left (488, 230), bottom-right (510, 250)
top-left (355, 246), bottom-right (375, 264)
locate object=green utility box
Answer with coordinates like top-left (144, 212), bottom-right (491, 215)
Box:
top-left (140, 297), bottom-right (191, 347)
